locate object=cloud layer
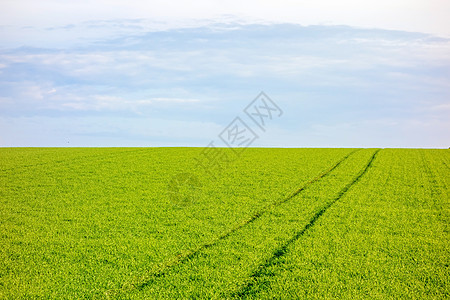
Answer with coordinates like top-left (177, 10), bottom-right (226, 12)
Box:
top-left (1, 23), bottom-right (449, 147)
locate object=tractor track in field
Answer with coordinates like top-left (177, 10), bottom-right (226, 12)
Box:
top-left (232, 148), bottom-right (381, 299)
top-left (108, 149), bottom-right (361, 296)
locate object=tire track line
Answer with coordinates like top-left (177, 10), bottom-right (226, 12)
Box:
top-left (108, 149), bottom-right (361, 297)
top-left (233, 149), bottom-right (381, 299)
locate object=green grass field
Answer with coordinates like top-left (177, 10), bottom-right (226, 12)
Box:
top-left (0, 148), bottom-right (448, 299)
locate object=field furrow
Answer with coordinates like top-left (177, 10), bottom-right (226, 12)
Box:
top-left (139, 149), bottom-right (360, 279)
top-left (120, 149), bottom-right (378, 299)
top-left (0, 148), bottom-right (353, 299)
top-left (240, 149), bottom-right (450, 299)
top-left (1, 148), bottom-right (447, 299)
top-left (234, 149), bottom-right (380, 298)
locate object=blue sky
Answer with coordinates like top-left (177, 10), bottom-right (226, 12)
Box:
top-left (1, 1), bottom-right (449, 147)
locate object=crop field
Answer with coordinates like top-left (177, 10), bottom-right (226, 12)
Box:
top-left (0, 148), bottom-right (448, 299)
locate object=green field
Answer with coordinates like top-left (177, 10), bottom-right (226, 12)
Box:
top-left (0, 148), bottom-right (448, 299)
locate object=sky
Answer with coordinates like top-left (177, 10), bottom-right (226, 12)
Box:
top-left (0, 1), bottom-right (449, 147)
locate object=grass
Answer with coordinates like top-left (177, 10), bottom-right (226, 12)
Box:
top-left (0, 148), bottom-right (448, 299)
top-left (235, 149), bottom-right (450, 299)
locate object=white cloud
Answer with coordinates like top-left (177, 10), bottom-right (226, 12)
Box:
top-left (151, 98), bottom-right (200, 103)
top-left (1, 23), bottom-right (449, 147)
top-left (1, 0), bottom-right (450, 38)
top-left (427, 103), bottom-right (450, 112)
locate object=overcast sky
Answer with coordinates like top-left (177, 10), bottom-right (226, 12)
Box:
top-left (2, 0), bottom-right (450, 37)
top-left (0, 1), bottom-right (449, 147)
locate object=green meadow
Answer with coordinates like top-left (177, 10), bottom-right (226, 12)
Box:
top-left (0, 148), bottom-right (448, 299)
